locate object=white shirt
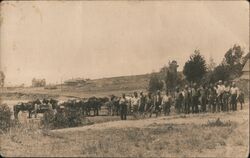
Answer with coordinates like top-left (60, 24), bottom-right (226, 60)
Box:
top-left (216, 85), bottom-right (225, 95)
top-left (131, 97), bottom-right (140, 106)
top-left (34, 104), bottom-right (38, 110)
top-left (224, 86), bottom-right (230, 93)
top-left (48, 103), bottom-right (53, 110)
top-left (230, 87), bottom-right (239, 95)
top-left (162, 95), bottom-right (170, 104)
top-left (119, 97), bottom-right (128, 105)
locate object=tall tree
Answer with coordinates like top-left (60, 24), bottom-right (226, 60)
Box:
top-left (224, 44), bottom-right (245, 78)
top-left (183, 50), bottom-right (207, 83)
top-left (224, 44), bottom-right (243, 66)
top-left (160, 60), bottom-right (179, 92)
top-left (212, 64), bottom-right (231, 82)
top-left (0, 71), bottom-right (5, 87)
top-left (148, 72), bottom-right (163, 93)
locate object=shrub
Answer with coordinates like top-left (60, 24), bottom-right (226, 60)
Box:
top-left (41, 109), bottom-right (55, 129)
top-left (67, 109), bottom-right (83, 127)
top-left (0, 104), bottom-right (12, 132)
top-left (41, 108), bottom-right (88, 129)
top-left (205, 118), bottom-right (232, 127)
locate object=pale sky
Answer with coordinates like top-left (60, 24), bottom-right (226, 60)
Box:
top-left (0, 1), bottom-right (249, 86)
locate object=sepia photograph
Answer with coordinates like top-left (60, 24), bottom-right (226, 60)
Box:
top-left (0, 0), bottom-right (249, 157)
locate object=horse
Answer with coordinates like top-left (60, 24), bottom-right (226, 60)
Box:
top-left (13, 99), bottom-right (58, 119)
top-left (86, 97), bottom-right (108, 116)
top-left (14, 101), bottom-right (34, 119)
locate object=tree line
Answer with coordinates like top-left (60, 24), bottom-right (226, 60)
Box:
top-left (148, 44), bottom-right (249, 92)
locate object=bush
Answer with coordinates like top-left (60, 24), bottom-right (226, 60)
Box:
top-left (205, 118), bottom-right (232, 127)
top-left (67, 109), bottom-right (83, 127)
top-left (41, 109), bottom-right (55, 129)
top-left (41, 108), bottom-right (88, 129)
top-left (0, 104), bottom-right (12, 132)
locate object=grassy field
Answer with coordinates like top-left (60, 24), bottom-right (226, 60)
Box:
top-left (0, 105), bottom-right (249, 157)
top-left (0, 74), bottom-right (249, 157)
top-left (1, 73), bottom-right (150, 100)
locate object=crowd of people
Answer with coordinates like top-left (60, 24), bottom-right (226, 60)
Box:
top-left (108, 80), bottom-right (245, 120)
top-left (14, 80), bottom-right (245, 122)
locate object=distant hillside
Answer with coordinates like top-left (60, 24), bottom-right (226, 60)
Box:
top-left (61, 71), bottom-right (185, 93)
top-left (3, 72), bottom-right (185, 98)
top-left (62, 74), bottom-right (151, 92)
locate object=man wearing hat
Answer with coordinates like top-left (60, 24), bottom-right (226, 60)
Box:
top-left (139, 91), bottom-right (146, 116)
top-left (199, 85), bottom-right (207, 112)
top-left (191, 83), bottom-right (199, 113)
top-left (216, 80), bottom-right (225, 112)
top-left (230, 82), bottom-right (239, 111)
top-left (145, 92), bottom-right (154, 117)
top-left (162, 90), bottom-right (172, 116)
top-left (131, 92), bottom-right (140, 118)
top-left (154, 90), bottom-right (162, 117)
top-left (119, 93), bottom-right (129, 120)
top-left (223, 81), bottom-right (231, 111)
top-left (175, 87), bottom-right (183, 113)
top-left (183, 85), bottom-right (191, 114)
top-left (53, 105), bottom-right (68, 128)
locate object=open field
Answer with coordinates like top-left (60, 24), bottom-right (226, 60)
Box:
top-left (1, 73), bottom-right (150, 100)
top-left (0, 104), bottom-right (249, 157)
top-left (0, 75), bottom-right (249, 157)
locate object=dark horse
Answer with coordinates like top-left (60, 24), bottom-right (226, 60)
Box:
top-left (13, 98), bottom-right (58, 119)
top-left (85, 97), bottom-right (109, 116)
top-left (13, 99), bottom-right (41, 119)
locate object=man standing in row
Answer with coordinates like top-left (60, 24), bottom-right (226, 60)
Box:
top-left (216, 80), bottom-right (225, 112)
top-left (183, 85), bottom-right (191, 114)
top-left (145, 92), bottom-right (154, 117)
top-left (154, 90), bottom-right (162, 117)
top-left (191, 83), bottom-right (199, 113)
top-left (131, 92), bottom-right (140, 118)
top-left (119, 93), bottom-right (129, 120)
top-left (139, 91), bottom-right (146, 116)
top-left (199, 85), bottom-right (207, 112)
top-left (162, 91), bottom-right (172, 116)
top-left (230, 82), bottom-right (239, 111)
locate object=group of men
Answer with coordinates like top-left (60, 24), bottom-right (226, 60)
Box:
top-left (173, 80), bottom-right (244, 114)
top-left (110, 80), bottom-right (245, 120)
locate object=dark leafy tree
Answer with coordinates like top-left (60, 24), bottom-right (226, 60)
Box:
top-left (0, 71), bottom-right (5, 87)
top-left (212, 64), bottom-right (231, 82)
top-left (148, 72), bottom-right (163, 93)
top-left (224, 44), bottom-right (243, 66)
top-left (183, 50), bottom-right (207, 83)
top-left (160, 60), bottom-right (179, 92)
top-left (204, 45), bottom-right (247, 83)
top-left (224, 45), bottom-right (246, 78)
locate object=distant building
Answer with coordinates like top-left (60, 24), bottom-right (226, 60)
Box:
top-left (32, 78), bottom-right (46, 87)
top-left (240, 59), bottom-right (249, 80)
